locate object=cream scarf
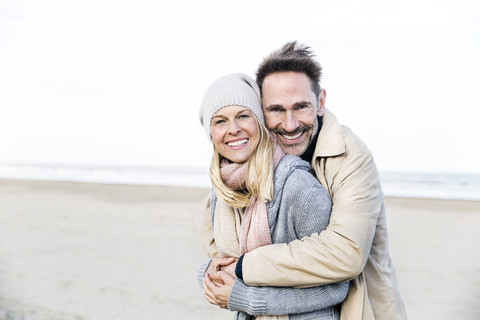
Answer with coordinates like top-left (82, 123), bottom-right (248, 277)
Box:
top-left (214, 142), bottom-right (288, 320)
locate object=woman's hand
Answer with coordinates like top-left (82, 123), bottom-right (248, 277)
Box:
top-left (205, 257), bottom-right (237, 286)
top-left (203, 270), bottom-right (236, 309)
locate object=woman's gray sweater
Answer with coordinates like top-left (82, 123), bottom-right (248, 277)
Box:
top-left (197, 155), bottom-right (349, 319)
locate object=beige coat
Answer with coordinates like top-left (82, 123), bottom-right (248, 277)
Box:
top-left (197, 110), bottom-right (408, 319)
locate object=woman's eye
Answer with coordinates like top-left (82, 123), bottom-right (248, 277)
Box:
top-left (214, 119), bottom-right (225, 125)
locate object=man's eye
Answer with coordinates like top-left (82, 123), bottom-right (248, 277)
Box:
top-left (270, 108), bottom-right (281, 113)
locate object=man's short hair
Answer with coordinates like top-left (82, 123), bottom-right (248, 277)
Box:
top-left (256, 41), bottom-right (322, 98)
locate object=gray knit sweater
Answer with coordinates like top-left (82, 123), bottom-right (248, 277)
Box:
top-left (197, 155), bottom-right (349, 319)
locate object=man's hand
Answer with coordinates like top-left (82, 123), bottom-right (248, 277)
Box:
top-left (203, 271), bottom-right (235, 309)
top-left (218, 258), bottom-right (237, 278)
top-left (206, 257), bottom-right (237, 285)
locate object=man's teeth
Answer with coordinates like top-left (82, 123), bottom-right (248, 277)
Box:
top-left (282, 132), bottom-right (302, 140)
top-left (228, 139), bottom-right (248, 147)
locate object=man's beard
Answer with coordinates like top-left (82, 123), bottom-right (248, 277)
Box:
top-left (272, 120), bottom-right (318, 156)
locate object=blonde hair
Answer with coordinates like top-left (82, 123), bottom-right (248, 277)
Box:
top-left (209, 119), bottom-right (274, 208)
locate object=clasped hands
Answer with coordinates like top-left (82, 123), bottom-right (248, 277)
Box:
top-left (203, 257), bottom-right (238, 309)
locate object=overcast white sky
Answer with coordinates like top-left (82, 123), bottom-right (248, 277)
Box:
top-left (1, 0), bottom-right (479, 173)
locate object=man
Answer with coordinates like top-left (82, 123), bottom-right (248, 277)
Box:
top-left (198, 42), bottom-right (408, 319)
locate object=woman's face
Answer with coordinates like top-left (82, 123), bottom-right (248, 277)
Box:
top-left (210, 105), bottom-right (260, 163)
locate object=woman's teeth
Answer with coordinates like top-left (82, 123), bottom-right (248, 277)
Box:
top-left (227, 139), bottom-right (248, 147)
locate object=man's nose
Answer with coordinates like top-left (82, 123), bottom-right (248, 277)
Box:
top-left (283, 112), bottom-right (299, 133)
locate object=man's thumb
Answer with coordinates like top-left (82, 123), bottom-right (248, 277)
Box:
top-left (219, 257), bottom-right (235, 265)
top-left (218, 270), bottom-right (235, 283)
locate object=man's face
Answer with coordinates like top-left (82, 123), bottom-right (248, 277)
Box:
top-left (261, 71), bottom-right (325, 156)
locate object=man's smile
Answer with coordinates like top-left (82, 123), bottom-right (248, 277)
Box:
top-left (281, 132), bottom-right (303, 140)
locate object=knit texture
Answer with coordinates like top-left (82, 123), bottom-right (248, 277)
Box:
top-left (215, 142), bottom-right (286, 320)
top-left (199, 73), bottom-right (263, 140)
top-left (213, 198), bottom-right (242, 258)
top-left (215, 141), bottom-right (285, 258)
top-left (197, 155), bottom-right (348, 319)
top-left (229, 155), bottom-right (347, 319)
top-left (219, 158), bottom-right (247, 191)
top-left (240, 142), bottom-right (285, 255)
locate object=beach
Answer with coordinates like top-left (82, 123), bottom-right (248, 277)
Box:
top-left (0, 179), bottom-right (479, 320)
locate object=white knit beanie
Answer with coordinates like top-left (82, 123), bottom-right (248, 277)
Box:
top-left (199, 73), bottom-right (264, 140)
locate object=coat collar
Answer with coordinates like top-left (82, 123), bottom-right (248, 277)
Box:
top-left (313, 109), bottom-right (346, 158)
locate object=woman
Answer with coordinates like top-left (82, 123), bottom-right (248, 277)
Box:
top-left (197, 73), bottom-right (348, 320)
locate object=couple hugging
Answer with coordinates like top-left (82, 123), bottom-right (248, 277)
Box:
top-left (196, 41), bottom-right (408, 320)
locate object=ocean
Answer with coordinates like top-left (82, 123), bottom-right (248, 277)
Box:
top-left (0, 164), bottom-right (479, 201)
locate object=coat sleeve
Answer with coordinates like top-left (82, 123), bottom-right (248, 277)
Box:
top-left (195, 192), bottom-right (220, 259)
top-left (242, 150), bottom-right (381, 287)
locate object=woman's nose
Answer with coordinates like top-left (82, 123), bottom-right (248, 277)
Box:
top-left (228, 121), bottom-right (241, 134)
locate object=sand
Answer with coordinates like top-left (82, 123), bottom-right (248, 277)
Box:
top-left (0, 179), bottom-right (479, 320)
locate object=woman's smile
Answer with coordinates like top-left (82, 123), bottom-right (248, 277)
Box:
top-left (227, 138), bottom-right (249, 148)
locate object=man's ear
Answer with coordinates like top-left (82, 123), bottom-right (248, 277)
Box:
top-left (317, 89), bottom-right (326, 117)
